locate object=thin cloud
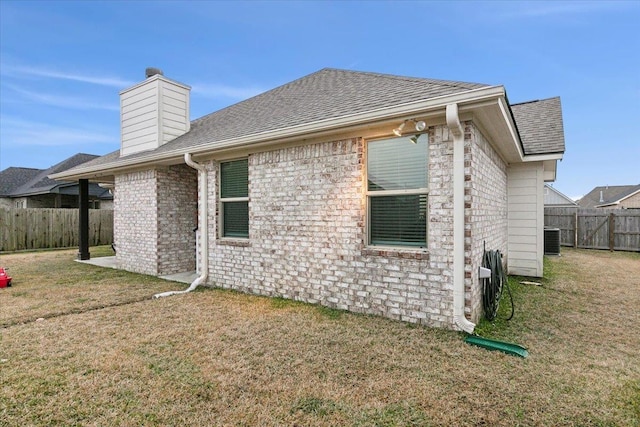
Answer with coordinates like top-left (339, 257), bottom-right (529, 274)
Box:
top-left (191, 82), bottom-right (265, 100)
top-left (493, 0), bottom-right (632, 20)
top-left (1, 64), bottom-right (134, 88)
top-left (4, 84), bottom-right (119, 111)
top-left (0, 116), bottom-right (115, 147)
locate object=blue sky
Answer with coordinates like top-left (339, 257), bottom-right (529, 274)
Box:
top-left (1, 0), bottom-right (638, 199)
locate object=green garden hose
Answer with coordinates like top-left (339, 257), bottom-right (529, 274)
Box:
top-left (482, 249), bottom-right (514, 321)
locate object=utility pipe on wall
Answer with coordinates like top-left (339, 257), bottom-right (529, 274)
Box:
top-left (153, 153), bottom-right (209, 298)
top-left (446, 103), bottom-right (476, 334)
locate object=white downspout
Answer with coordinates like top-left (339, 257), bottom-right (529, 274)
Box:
top-left (153, 153), bottom-right (209, 298)
top-left (446, 103), bottom-right (476, 334)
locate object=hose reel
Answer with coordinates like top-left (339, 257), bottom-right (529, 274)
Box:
top-left (481, 245), bottom-right (514, 321)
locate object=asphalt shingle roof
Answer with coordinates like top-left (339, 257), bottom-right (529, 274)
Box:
top-left (511, 97), bottom-right (565, 155)
top-left (2, 153), bottom-right (103, 196)
top-left (578, 184), bottom-right (640, 208)
top-left (171, 68), bottom-right (488, 150)
top-left (59, 68), bottom-right (565, 176)
top-left (66, 68), bottom-right (490, 170)
top-left (0, 167), bottom-right (42, 196)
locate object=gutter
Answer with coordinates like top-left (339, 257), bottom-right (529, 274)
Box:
top-left (153, 153), bottom-right (208, 298)
top-left (446, 103), bottom-right (476, 334)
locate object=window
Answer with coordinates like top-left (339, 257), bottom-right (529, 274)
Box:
top-left (367, 134), bottom-right (428, 247)
top-left (220, 159), bottom-right (249, 238)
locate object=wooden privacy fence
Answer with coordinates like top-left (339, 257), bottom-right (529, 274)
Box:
top-left (544, 207), bottom-right (640, 252)
top-left (0, 208), bottom-right (113, 252)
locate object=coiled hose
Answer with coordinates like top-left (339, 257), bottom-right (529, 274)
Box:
top-left (482, 249), bottom-right (514, 321)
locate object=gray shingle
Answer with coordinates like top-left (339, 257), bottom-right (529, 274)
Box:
top-left (578, 184), bottom-right (640, 208)
top-left (69, 68), bottom-right (490, 171)
top-left (3, 153), bottom-right (100, 196)
top-left (0, 167), bottom-right (42, 196)
top-left (155, 68), bottom-right (488, 152)
top-left (511, 97), bottom-right (565, 155)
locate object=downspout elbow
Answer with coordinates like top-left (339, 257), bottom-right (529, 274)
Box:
top-left (153, 153), bottom-right (209, 298)
top-left (447, 103), bottom-right (476, 334)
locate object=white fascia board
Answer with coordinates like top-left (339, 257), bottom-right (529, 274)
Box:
top-left (618, 188), bottom-right (640, 203)
top-left (51, 85), bottom-right (507, 181)
top-left (497, 96), bottom-right (525, 160)
top-left (522, 153), bottom-right (564, 162)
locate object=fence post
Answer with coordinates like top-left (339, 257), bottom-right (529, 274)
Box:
top-left (609, 212), bottom-right (615, 251)
top-left (574, 210), bottom-right (578, 248)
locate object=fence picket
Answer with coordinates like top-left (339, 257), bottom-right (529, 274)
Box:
top-left (545, 207), bottom-right (640, 252)
top-left (0, 208), bottom-right (113, 252)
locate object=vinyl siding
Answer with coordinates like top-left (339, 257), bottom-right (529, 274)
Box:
top-left (507, 163), bottom-right (543, 277)
top-left (120, 76), bottom-right (190, 157)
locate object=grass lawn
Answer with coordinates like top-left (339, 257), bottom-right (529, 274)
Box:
top-left (1, 247), bottom-right (639, 426)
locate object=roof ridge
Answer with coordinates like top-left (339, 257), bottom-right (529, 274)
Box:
top-left (3, 166), bottom-right (43, 172)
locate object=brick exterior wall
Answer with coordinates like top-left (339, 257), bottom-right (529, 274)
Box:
top-left (156, 165), bottom-right (198, 275)
top-left (114, 166), bottom-right (197, 276)
top-left (464, 122), bottom-right (508, 322)
top-left (112, 122), bottom-right (509, 329)
top-left (115, 170), bottom-right (158, 275)
top-left (204, 130), bottom-right (469, 328)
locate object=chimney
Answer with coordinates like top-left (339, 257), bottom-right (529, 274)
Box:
top-left (119, 68), bottom-right (191, 156)
top-left (599, 190), bottom-right (604, 203)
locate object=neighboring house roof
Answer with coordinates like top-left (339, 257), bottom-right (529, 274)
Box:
top-left (52, 68), bottom-right (564, 181)
top-left (511, 97), bottom-right (565, 155)
top-left (0, 167), bottom-right (42, 196)
top-left (544, 184), bottom-right (577, 207)
top-left (578, 184), bottom-right (640, 208)
top-left (1, 153), bottom-right (112, 199)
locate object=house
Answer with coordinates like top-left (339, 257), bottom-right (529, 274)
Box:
top-left (50, 68), bottom-right (565, 331)
top-left (0, 153), bottom-right (113, 209)
top-left (578, 184), bottom-right (640, 209)
top-left (544, 184), bottom-right (577, 208)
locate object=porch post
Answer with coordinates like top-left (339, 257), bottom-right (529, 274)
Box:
top-left (78, 179), bottom-right (90, 260)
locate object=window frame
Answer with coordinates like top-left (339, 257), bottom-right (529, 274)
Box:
top-left (365, 134), bottom-right (429, 249)
top-left (219, 158), bottom-right (249, 239)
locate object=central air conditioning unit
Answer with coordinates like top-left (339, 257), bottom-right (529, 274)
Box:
top-left (544, 228), bottom-right (561, 255)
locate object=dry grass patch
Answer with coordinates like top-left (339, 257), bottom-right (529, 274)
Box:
top-left (0, 246), bottom-right (180, 327)
top-left (1, 248), bottom-right (639, 426)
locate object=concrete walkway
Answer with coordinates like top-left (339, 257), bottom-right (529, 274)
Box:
top-left (77, 256), bottom-right (198, 284)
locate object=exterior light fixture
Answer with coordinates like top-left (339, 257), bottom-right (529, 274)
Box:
top-left (393, 121), bottom-right (406, 136)
top-left (410, 134), bottom-right (420, 144)
top-left (393, 119), bottom-right (426, 136)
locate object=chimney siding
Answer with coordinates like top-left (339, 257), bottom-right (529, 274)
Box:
top-left (120, 74), bottom-right (190, 157)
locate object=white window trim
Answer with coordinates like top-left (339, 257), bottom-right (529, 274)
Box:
top-left (219, 159), bottom-right (249, 239)
top-left (365, 135), bottom-right (429, 249)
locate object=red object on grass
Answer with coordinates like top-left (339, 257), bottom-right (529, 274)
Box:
top-left (0, 267), bottom-right (11, 288)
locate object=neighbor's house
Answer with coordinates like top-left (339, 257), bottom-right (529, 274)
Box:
top-left (0, 153), bottom-right (113, 210)
top-left (578, 184), bottom-right (640, 209)
top-left (51, 68), bottom-right (565, 331)
top-left (544, 184), bottom-right (577, 208)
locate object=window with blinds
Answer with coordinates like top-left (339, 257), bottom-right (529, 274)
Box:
top-left (367, 134), bottom-right (428, 247)
top-left (220, 159), bottom-right (249, 238)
